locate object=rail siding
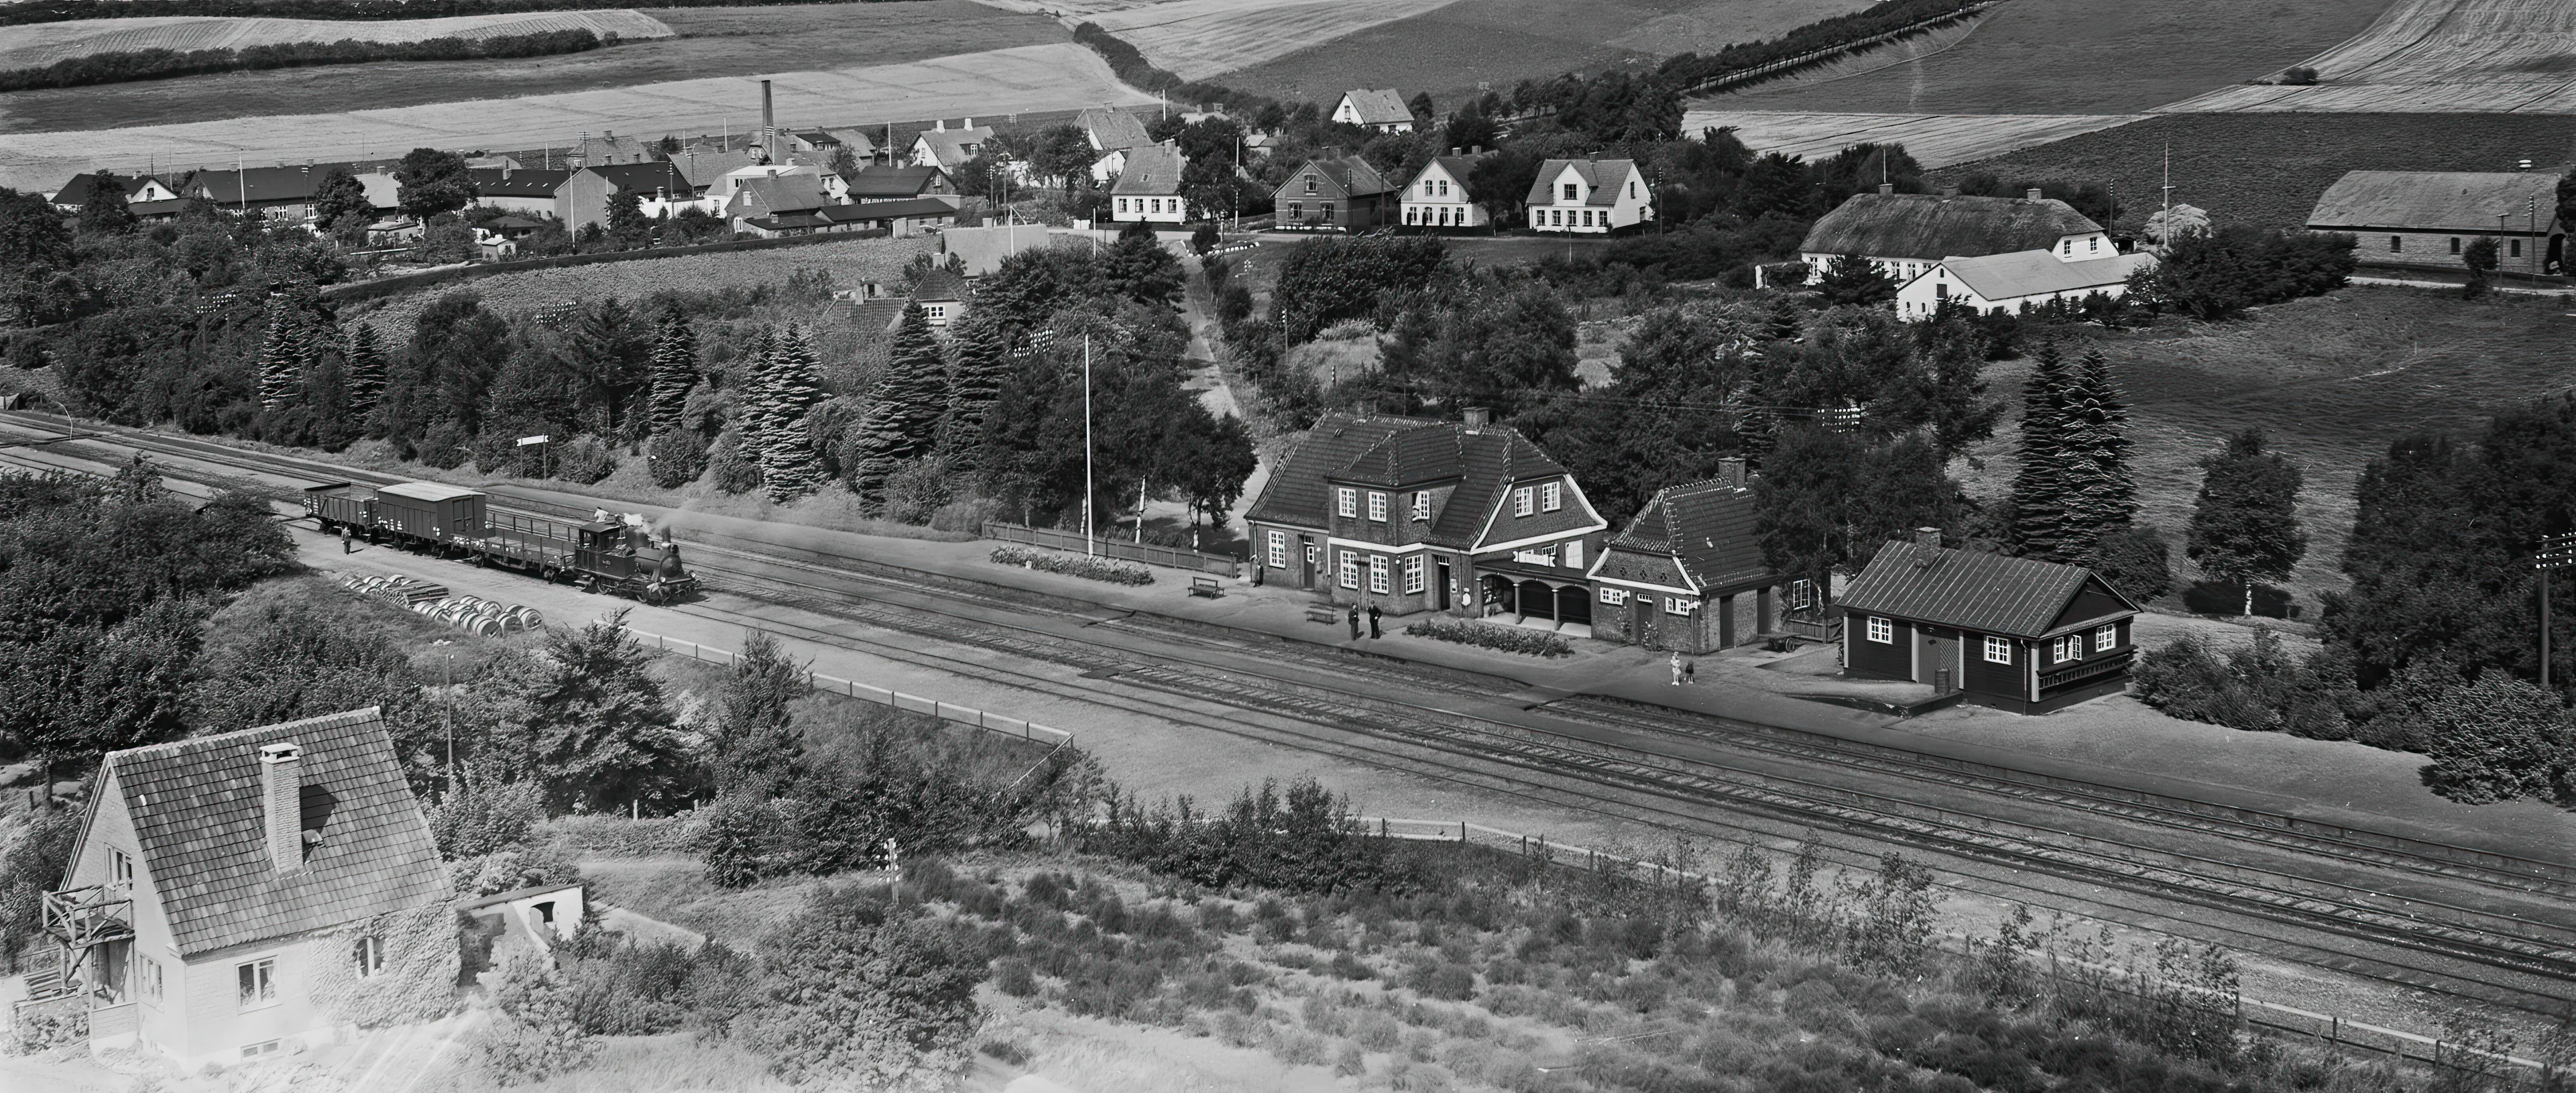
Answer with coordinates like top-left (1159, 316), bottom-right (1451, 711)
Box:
top-left (618, 625), bottom-right (1073, 747)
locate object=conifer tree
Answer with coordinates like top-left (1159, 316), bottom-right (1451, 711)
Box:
top-left (346, 323), bottom-right (387, 420)
top-left (759, 325), bottom-right (826, 502)
top-left (649, 306), bottom-right (698, 436)
top-left (941, 310), bottom-right (1008, 469)
top-left (2009, 339), bottom-right (2076, 560)
top-left (847, 304), bottom-right (949, 505)
top-left (735, 326), bottom-right (775, 472)
top-left (2061, 347), bottom-right (2136, 542)
top-left (256, 302), bottom-right (302, 410)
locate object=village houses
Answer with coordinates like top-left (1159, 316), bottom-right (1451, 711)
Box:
top-left (1525, 158), bottom-right (1653, 233)
top-left (2305, 169), bottom-right (2567, 276)
top-left (909, 119), bottom-right (993, 174)
top-left (1111, 143), bottom-right (1189, 224)
top-left (1585, 465), bottom-right (1786, 654)
top-left (1275, 156), bottom-right (1399, 233)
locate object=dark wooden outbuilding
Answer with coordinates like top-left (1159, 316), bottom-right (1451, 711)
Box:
top-left (1838, 533), bottom-right (2140, 714)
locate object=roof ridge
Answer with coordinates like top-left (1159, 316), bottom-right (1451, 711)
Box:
top-left (115, 706), bottom-right (385, 759)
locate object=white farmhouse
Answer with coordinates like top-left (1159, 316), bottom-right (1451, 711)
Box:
top-left (1800, 185), bottom-right (2111, 286)
top-left (1111, 143), bottom-right (1189, 224)
top-left (1401, 152), bottom-right (1490, 229)
top-left (1525, 159), bottom-right (1653, 234)
top-left (1332, 89), bottom-right (1415, 133)
top-left (1892, 249), bottom-right (2158, 319)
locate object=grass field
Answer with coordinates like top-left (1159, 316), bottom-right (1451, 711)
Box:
top-left (1700, 0), bottom-right (2400, 115)
top-left (0, 1), bottom-right (1062, 136)
top-left (1926, 111), bottom-right (2576, 231)
top-left (1220, 0), bottom-right (1873, 103)
top-left (2164, 0), bottom-right (2576, 113)
top-left (1088, 0), bottom-right (1463, 81)
top-left (0, 40), bottom-right (1151, 191)
top-left (0, 11), bottom-right (676, 71)
top-left (1958, 286), bottom-right (2576, 608)
top-left (1680, 110), bottom-right (2147, 168)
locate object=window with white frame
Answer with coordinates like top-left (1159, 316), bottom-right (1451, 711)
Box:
top-left (1541, 481), bottom-right (1562, 512)
top-left (237, 958), bottom-right (277, 1010)
top-left (1865, 616), bottom-right (1893, 644)
top-left (2095, 624), bottom-right (2118, 651)
top-left (1338, 551), bottom-right (1358, 589)
top-left (1665, 597), bottom-right (1698, 616)
top-left (1367, 492), bottom-right (1387, 521)
top-left (111, 849), bottom-right (133, 884)
top-left (1983, 636), bottom-right (2012, 665)
top-left (1336, 487), bottom-right (1357, 518)
top-left (1403, 555), bottom-right (1425, 593)
top-left (2052, 636), bottom-right (2083, 663)
top-left (1267, 530), bottom-right (1286, 568)
top-left (355, 936), bottom-right (386, 978)
top-left (139, 956), bottom-right (163, 1002)
top-left (1514, 486), bottom-right (1534, 516)
top-left (1564, 540), bottom-right (1582, 569)
top-left (1412, 491), bottom-right (1430, 520)
top-left (1599, 587), bottom-right (1627, 605)
top-left (1368, 555), bottom-right (1390, 594)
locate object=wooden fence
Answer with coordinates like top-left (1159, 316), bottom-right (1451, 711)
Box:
top-left (983, 521), bottom-right (1241, 577)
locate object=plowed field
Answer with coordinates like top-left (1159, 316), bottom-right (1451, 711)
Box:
top-left (0, 11), bottom-right (675, 72)
top-left (1679, 110), bottom-right (2147, 168)
top-left (2164, 0), bottom-right (2576, 113)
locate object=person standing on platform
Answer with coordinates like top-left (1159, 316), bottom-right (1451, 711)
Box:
top-left (1684, 658), bottom-right (1697, 685)
top-left (1348, 603), bottom-right (1362, 640)
top-left (1367, 602), bottom-right (1383, 639)
top-left (1670, 651), bottom-right (1684, 685)
top-left (341, 525), bottom-right (353, 554)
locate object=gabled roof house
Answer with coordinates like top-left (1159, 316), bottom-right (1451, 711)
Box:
top-left (34, 708), bottom-right (449, 1066)
top-left (1800, 186), bottom-right (2109, 286)
top-left (1402, 151), bottom-right (1489, 229)
top-left (909, 119), bottom-right (993, 174)
top-left (1275, 156), bottom-right (1398, 233)
top-left (51, 172), bottom-right (182, 212)
top-left (1526, 158), bottom-right (1652, 234)
top-left (2306, 170), bottom-right (2566, 274)
top-left (1332, 89), bottom-right (1415, 133)
top-left (1586, 463), bottom-right (1785, 653)
top-left (1110, 143), bottom-right (1188, 224)
top-left (1840, 534), bottom-right (2141, 713)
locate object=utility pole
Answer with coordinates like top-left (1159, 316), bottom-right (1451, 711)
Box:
top-left (1084, 334), bottom-right (1095, 557)
top-left (2539, 533), bottom-right (2576, 690)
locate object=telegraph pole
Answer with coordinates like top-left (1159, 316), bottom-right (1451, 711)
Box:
top-left (2539, 533), bottom-right (2576, 689)
top-left (1084, 334), bottom-right (1096, 557)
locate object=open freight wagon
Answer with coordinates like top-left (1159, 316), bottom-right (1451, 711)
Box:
top-left (304, 480), bottom-right (697, 603)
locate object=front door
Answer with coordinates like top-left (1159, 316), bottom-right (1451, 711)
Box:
top-left (1436, 562), bottom-right (1452, 610)
top-left (1633, 595), bottom-right (1656, 648)
top-left (1298, 536), bottom-right (1315, 589)
top-left (1920, 629), bottom-right (1958, 689)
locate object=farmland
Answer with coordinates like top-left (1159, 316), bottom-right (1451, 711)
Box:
top-left (1927, 111), bottom-right (2576, 231)
top-left (2164, 0), bottom-right (2576, 113)
top-left (0, 41), bottom-right (1151, 191)
top-left (1086, 0), bottom-right (1463, 82)
top-left (0, 1), bottom-right (1063, 135)
top-left (0, 11), bottom-right (675, 71)
top-left (1680, 110), bottom-right (2146, 168)
top-left (1957, 287), bottom-right (2576, 608)
top-left (1699, 0), bottom-right (2400, 115)
top-left (1221, 0), bottom-right (1875, 103)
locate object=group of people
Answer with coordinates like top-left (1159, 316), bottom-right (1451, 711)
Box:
top-left (1347, 601), bottom-right (1383, 640)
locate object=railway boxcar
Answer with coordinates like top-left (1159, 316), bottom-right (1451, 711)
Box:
top-left (375, 481), bottom-right (485, 540)
top-left (302, 480), bottom-right (695, 602)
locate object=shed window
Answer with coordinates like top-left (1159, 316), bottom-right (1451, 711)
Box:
top-left (1983, 636), bottom-right (2012, 665)
top-left (1368, 555), bottom-right (1390, 594)
top-left (1367, 492), bottom-right (1388, 522)
top-left (1336, 487), bottom-right (1357, 518)
top-left (237, 958), bottom-right (277, 1010)
top-left (1865, 616), bottom-right (1893, 644)
top-left (2095, 624), bottom-right (2118, 652)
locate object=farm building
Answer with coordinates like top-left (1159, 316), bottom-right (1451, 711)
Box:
top-left (1401, 151), bottom-right (1490, 230)
top-left (1247, 410), bottom-right (1608, 627)
top-left (1838, 534), bottom-right (2140, 714)
top-left (1332, 89), bottom-right (1415, 133)
top-left (49, 172), bottom-right (182, 213)
top-left (725, 175), bottom-right (837, 233)
top-left (1111, 143), bottom-right (1189, 224)
top-left (1525, 159), bottom-right (1653, 234)
top-left (2305, 170), bottom-right (2566, 276)
top-left (667, 149), bottom-right (764, 197)
top-left (558, 162), bottom-right (691, 232)
top-left (909, 119), bottom-right (993, 174)
top-left (467, 167), bottom-right (569, 217)
top-left (1800, 186), bottom-right (2110, 284)
top-left (1275, 156), bottom-right (1399, 232)
top-left (1891, 248), bottom-right (2157, 319)
top-left (1078, 107), bottom-right (1157, 183)
top-left (843, 164), bottom-right (957, 206)
top-left (1586, 464), bottom-right (1785, 654)
top-left (27, 707), bottom-right (451, 1067)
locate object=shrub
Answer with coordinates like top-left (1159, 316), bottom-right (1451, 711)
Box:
top-left (426, 768), bottom-right (544, 859)
top-left (706, 430), bottom-right (761, 494)
top-left (1409, 962), bottom-right (1476, 1000)
top-left (741, 883), bottom-right (986, 1089)
top-left (1328, 951), bottom-right (1377, 980)
top-left (646, 428), bottom-right (707, 487)
top-left (1401, 618), bottom-right (1572, 657)
top-left (2131, 629), bottom-right (2357, 740)
top-left (981, 1038), bottom-right (1031, 1067)
top-left (451, 846), bottom-right (581, 898)
top-left (2419, 673), bottom-right (2575, 804)
top-left (1335, 1042), bottom-right (1368, 1076)
top-left (552, 435), bottom-right (616, 484)
top-left (990, 544), bottom-right (1154, 585)
top-left (993, 956), bottom-right (1039, 997)
top-left (2083, 524), bottom-right (2174, 603)
top-left (1353, 1011), bottom-right (1403, 1051)
top-left (479, 952), bottom-right (595, 1084)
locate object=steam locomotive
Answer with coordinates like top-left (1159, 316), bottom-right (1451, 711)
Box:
top-left (303, 480), bottom-right (697, 603)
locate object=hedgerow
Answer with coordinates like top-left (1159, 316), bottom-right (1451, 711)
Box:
top-left (990, 544), bottom-right (1155, 585)
top-left (0, 29), bottom-right (613, 92)
top-left (1403, 617), bottom-right (1574, 657)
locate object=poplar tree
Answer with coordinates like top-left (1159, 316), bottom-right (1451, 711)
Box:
top-left (759, 325), bottom-right (826, 502)
top-left (346, 323), bottom-right (388, 421)
top-left (649, 305), bottom-right (698, 435)
top-left (941, 310), bottom-right (1008, 468)
top-left (847, 304), bottom-right (949, 505)
top-left (2009, 339), bottom-right (2075, 560)
top-left (256, 302), bottom-right (303, 410)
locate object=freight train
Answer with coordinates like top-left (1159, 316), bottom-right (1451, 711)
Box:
top-left (303, 480), bottom-right (697, 603)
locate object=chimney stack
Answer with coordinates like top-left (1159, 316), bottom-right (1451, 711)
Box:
top-left (1718, 457), bottom-right (1748, 487)
top-left (964, 116), bottom-right (975, 129)
top-left (760, 80), bottom-right (777, 165)
top-left (1462, 406), bottom-right (1491, 428)
top-left (1450, 146), bottom-right (1462, 156)
top-left (259, 742), bottom-right (304, 873)
top-left (1914, 526), bottom-right (1942, 548)
top-left (1878, 182), bottom-right (1893, 195)
top-left (936, 119), bottom-right (947, 131)
top-left (2025, 187), bottom-right (2043, 200)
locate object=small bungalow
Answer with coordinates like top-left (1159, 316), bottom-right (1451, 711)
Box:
top-left (2306, 170), bottom-right (2566, 275)
top-left (1838, 533), bottom-right (2140, 713)
top-left (468, 167), bottom-right (571, 217)
top-left (1332, 89), bottom-right (1415, 133)
top-left (1275, 156), bottom-right (1399, 233)
top-left (843, 164), bottom-right (957, 207)
top-left (1400, 150), bottom-right (1490, 230)
top-left (1586, 464), bottom-right (1784, 653)
top-left (1891, 249), bottom-right (2158, 319)
top-left (1525, 159), bottom-right (1653, 234)
top-left (1111, 143), bottom-right (1189, 224)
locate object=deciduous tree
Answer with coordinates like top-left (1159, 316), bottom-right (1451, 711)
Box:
top-left (394, 147), bottom-right (476, 219)
top-left (2186, 427), bottom-right (2306, 616)
top-left (76, 171), bottom-right (137, 235)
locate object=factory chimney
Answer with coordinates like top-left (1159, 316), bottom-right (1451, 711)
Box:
top-left (761, 80), bottom-right (777, 164)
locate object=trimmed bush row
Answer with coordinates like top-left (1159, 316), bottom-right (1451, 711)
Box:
top-left (991, 545), bottom-right (1154, 585)
top-left (1403, 618), bottom-right (1572, 658)
top-left (0, 29), bottom-right (611, 92)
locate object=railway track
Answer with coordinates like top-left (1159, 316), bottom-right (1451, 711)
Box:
top-left (7, 412), bottom-right (2575, 1018)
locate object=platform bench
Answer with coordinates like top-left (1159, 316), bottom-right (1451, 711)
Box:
top-left (1189, 575), bottom-right (1222, 599)
top-left (1303, 604), bottom-right (1338, 625)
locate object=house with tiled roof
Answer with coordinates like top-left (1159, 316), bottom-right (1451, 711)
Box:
top-left (843, 164), bottom-right (957, 207)
top-left (1800, 186), bottom-right (2109, 286)
top-left (1275, 156), bottom-right (1398, 233)
top-left (1248, 413), bottom-right (1441, 591)
top-left (2305, 170), bottom-right (2565, 273)
top-left (1527, 158), bottom-right (1653, 234)
top-left (1586, 463), bottom-right (1785, 653)
top-left (184, 164), bottom-right (371, 219)
top-left (666, 148), bottom-right (764, 197)
top-left (50, 172), bottom-right (182, 213)
top-left (1839, 534), bottom-right (2140, 713)
top-left (560, 161), bottom-right (692, 231)
top-left (1891, 248), bottom-right (2158, 319)
top-left (469, 166), bottom-right (571, 217)
top-left (1400, 150), bottom-right (1490, 230)
top-left (1332, 89), bottom-right (1415, 133)
top-left (567, 131), bottom-right (653, 169)
top-left (33, 708), bottom-right (450, 1066)
top-left (909, 119), bottom-right (993, 174)
top-left (1111, 143), bottom-right (1188, 224)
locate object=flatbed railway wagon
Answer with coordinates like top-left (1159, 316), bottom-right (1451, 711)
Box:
top-left (304, 481), bottom-right (697, 603)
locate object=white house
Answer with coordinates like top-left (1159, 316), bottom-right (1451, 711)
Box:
top-left (909, 119), bottom-right (993, 174)
top-left (1401, 152), bottom-right (1489, 229)
top-left (1111, 143), bottom-right (1189, 224)
top-left (715, 162), bottom-right (846, 205)
top-left (1892, 249), bottom-right (2158, 319)
top-left (1524, 159), bottom-right (1653, 234)
top-left (1332, 89), bottom-right (1415, 133)
top-left (1800, 186), bottom-right (2111, 286)
top-left (1078, 107), bottom-right (1156, 184)
top-left (30, 708), bottom-right (449, 1068)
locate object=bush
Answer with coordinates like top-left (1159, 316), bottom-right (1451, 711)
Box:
top-left (552, 435), bottom-right (616, 484)
top-left (1083, 778), bottom-right (1399, 894)
top-left (479, 952), bottom-right (595, 1085)
top-left (451, 846), bottom-right (582, 898)
top-left (2419, 673), bottom-right (2575, 804)
top-left (2137, 225), bottom-right (2356, 320)
top-left (1401, 618), bottom-right (1572, 657)
top-left (1409, 962), bottom-right (1476, 1000)
top-left (646, 428), bottom-right (707, 487)
top-left (2083, 524), bottom-right (2174, 603)
top-left (426, 768), bottom-right (544, 859)
top-left (742, 883), bottom-right (986, 1088)
top-left (706, 430), bottom-right (761, 494)
top-left (990, 544), bottom-right (1155, 585)
top-left (2131, 629), bottom-right (2357, 740)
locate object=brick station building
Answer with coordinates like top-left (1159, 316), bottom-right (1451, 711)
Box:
top-left (1585, 463), bottom-right (1785, 653)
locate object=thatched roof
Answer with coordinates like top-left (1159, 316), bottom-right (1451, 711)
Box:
top-left (2306, 170), bottom-right (2563, 233)
top-left (1801, 192), bottom-right (2099, 262)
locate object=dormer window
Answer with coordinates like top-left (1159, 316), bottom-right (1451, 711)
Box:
top-left (1336, 487), bottom-right (1357, 518)
top-left (1541, 482), bottom-right (1562, 512)
top-left (1412, 491), bottom-right (1430, 520)
top-left (1514, 486), bottom-right (1535, 516)
top-left (1562, 182), bottom-right (1579, 202)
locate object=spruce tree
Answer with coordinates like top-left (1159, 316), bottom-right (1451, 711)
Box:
top-left (2009, 339), bottom-right (2075, 560)
top-left (256, 302), bottom-right (302, 410)
top-left (346, 323), bottom-right (387, 421)
top-left (848, 304), bottom-right (949, 505)
top-left (2063, 348), bottom-right (2137, 541)
top-left (941, 310), bottom-right (1008, 469)
top-left (649, 306), bottom-right (698, 436)
top-left (735, 326), bottom-right (775, 473)
top-left (759, 325), bottom-right (826, 502)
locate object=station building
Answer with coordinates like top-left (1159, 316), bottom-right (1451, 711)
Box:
top-left (1837, 532), bottom-right (2140, 713)
top-left (1585, 463), bottom-right (1786, 653)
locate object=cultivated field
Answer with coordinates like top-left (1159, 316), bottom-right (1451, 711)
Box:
top-left (1680, 110), bottom-right (2148, 168)
top-left (1086, 0), bottom-right (1463, 81)
top-left (0, 41), bottom-right (1150, 191)
top-left (1700, 0), bottom-right (2400, 115)
top-left (1928, 111), bottom-right (2576, 230)
top-left (1222, 0), bottom-right (1873, 103)
top-left (2164, 0), bottom-right (2576, 113)
top-left (1705, 10), bottom-right (1990, 94)
top-left (1958, 288), bottom-right (2576, 606)
top-left (0, 1), bottom-right (1063, 135)
top-left (0, 11), bottom-right (675, 71)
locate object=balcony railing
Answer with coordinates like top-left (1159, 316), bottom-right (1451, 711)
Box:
top-left (41, 884), bottom-right (135, 951)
